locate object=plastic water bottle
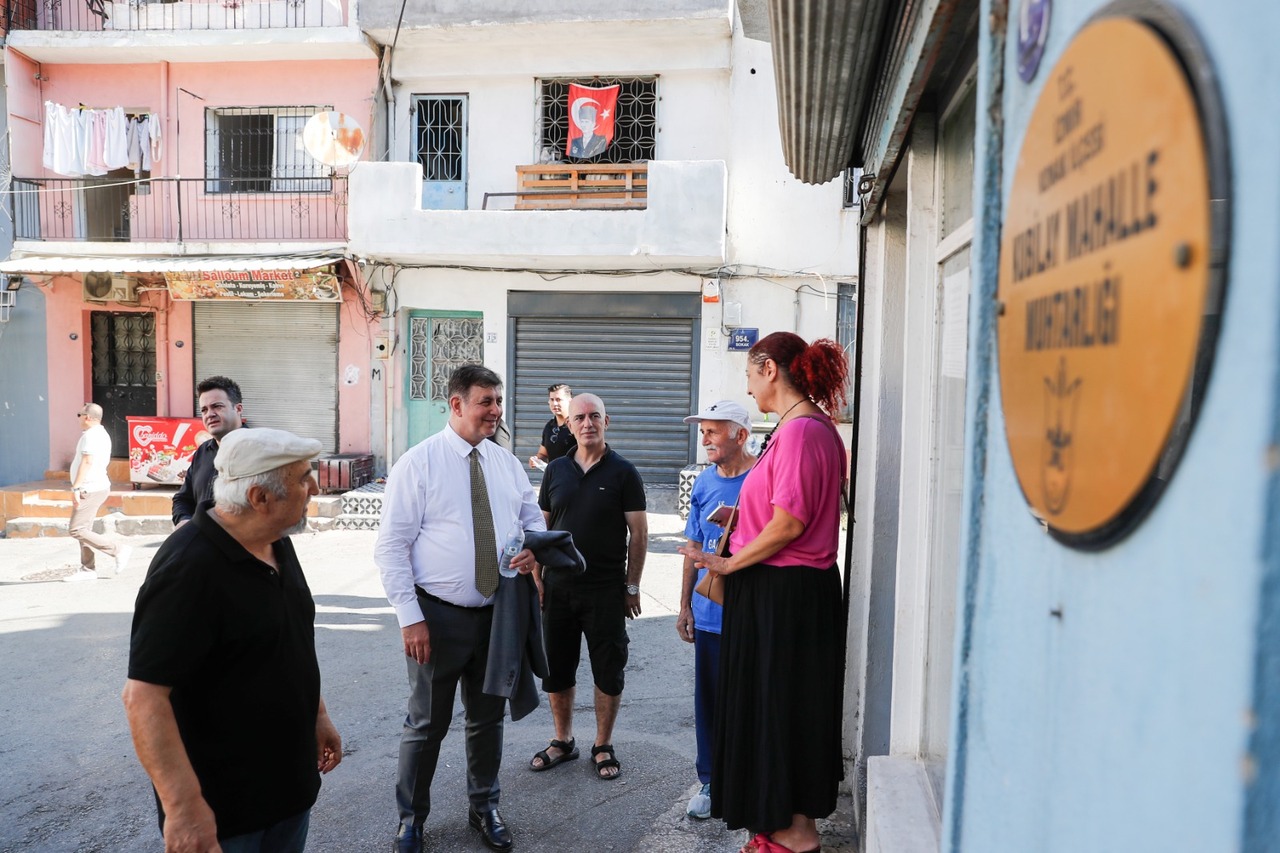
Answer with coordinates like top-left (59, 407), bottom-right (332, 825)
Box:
top-left (498, 524), bottom-right (524, 578)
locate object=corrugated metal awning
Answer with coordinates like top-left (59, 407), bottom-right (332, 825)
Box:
top-left (0, 254), bottom-right (344, 274)
top-left (767, 0), bottom-right (895, 185)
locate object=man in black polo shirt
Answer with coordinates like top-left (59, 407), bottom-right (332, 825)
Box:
top-left (532, 392), bottom-right (647, 780)
top-left (124, 428), bottom-right (343, 853)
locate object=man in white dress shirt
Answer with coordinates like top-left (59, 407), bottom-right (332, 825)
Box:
top-left (375, 365), bottom-right (545, 853)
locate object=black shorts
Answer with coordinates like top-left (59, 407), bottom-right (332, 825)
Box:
top-left (541, 580), bottom-right (630, 696)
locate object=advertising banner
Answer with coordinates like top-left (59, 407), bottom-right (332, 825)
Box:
top-left (126, 417), bottom-right (208, 485)
top-left (165, 270), bottom-right (340, 301)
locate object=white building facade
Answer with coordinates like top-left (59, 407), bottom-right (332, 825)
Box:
top-left (350, 0), bottom-right (859, 479)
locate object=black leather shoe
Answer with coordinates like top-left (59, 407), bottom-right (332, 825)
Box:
top-left (393, 822), bottom-right (424, 853)
top-left (468, 807), bottom-right (513, 852)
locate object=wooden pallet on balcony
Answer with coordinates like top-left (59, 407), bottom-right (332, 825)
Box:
top-left (514, 163), bottom-right (648, 210)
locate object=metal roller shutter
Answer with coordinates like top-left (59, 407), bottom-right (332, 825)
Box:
top-left (511, 310), bottom-right (697, 486)
top-left (193, 302), bottom-right (339, 451)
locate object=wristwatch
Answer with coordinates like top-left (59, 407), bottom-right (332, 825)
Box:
top-left (625, 584), bottom-right (640, 596)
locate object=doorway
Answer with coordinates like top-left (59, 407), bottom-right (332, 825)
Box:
top-left (405, 311), bottom-right (484, 446)
top-left (90, 310), bottom-right (156, 453)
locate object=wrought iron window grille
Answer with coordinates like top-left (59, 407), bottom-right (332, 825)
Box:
top-left (536, 77), bottom-right (658, 165)
top-left (409, 317), bottom-right (484, 401)
top-left (91, 312), bottom-right (156, 388)
top-left (205, 106), bottom-right (332, 194)
top-left (415, 97), bottom-right (466, 183)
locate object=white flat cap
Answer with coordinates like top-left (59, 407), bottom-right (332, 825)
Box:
top-left (683, 400), bottom-right (753, 434)
top-left (214, 428), bottom-right (323, 481)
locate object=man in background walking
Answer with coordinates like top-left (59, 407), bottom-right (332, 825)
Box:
top-left (63, 402), bottom-right (131, 582)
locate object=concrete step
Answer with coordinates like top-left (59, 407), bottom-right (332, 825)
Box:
top-left (115, 516), bottom-right (176, 536)
top-left (308, 495), bottom-right (344, 519)
top-left (120, 492), bottom-right (177, 517)
top-left (4, 512), bottom-right (170, 539)
top-left (5, 517), bottom-right (75, 538)
top-left (3, 478), bottom-right (373, 538)
top-left (17, 498), bottom-right (112, 519)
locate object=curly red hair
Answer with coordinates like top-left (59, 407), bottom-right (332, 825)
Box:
top-left (749, 331), bottom-right (849, 416)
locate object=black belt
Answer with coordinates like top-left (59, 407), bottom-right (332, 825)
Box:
top-left (414, 585), bottom-right (492, 610)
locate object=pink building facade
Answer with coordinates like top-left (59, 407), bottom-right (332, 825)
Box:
top-left (0, 13), bottom-right (379, 476)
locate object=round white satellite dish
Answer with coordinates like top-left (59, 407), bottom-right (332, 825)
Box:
top-left (303, 111), bottom-right (366, 168)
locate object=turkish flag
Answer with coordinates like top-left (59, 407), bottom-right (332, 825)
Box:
top-left (566, 83), bottom-right (619, 159)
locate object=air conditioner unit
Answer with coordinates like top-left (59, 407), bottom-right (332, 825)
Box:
top-left (83, 272), bottom-right (138, 304)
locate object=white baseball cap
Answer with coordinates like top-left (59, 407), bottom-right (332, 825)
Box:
top-left (683, 400), bottom-right (753, 434)
top-left (215, 428), bottom-right (323, 481)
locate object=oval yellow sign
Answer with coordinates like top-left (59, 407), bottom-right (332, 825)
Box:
top-left (997, 16), bottom-right (1221, 544)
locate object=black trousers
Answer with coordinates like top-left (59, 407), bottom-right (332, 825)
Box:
top-left (396, 594), bottom-right (506, 825)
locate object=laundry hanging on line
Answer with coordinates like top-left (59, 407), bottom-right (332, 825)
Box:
top-left (42, 101), bottom-right (162, 178)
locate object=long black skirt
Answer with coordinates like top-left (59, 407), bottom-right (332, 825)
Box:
top-left (710, 562), bottom-right (845, 833)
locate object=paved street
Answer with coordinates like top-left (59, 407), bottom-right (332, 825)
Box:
top-left (0, 510), bottom-right (855, 853)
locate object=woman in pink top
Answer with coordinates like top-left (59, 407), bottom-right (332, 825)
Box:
top-left (680, 331), bottom-right (849, 853)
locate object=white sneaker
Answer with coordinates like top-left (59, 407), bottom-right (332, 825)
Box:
top-left (62, 568), bottom-right (99, 583)
top-left (114, 546), bottom-right (133, 576)
top-left (687, 782), bottom-right (711, 820)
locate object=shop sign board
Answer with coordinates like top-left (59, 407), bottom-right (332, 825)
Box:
top-left (996, 15), bottom-right (1227, 547)
top-left (166, 270), bottom-right (340, 301)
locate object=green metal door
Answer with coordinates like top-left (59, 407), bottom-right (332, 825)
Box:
top-left (406, 311), bottom-right (484, 447)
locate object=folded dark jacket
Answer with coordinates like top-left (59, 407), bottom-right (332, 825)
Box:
top-left (484, 572), bottom-right (547, 721)
top-left (524, 530), bottom-right (586, 575)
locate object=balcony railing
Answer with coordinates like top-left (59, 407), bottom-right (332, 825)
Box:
top-left (5, 0), bottom-right (345, 33)
top-left (12, 176), bottom-right (348, 243)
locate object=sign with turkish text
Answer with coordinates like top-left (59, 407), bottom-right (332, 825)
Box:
top-left (996, 16), bottom-right (1224, 546)
top-left (727, 328), bottom-right (759, 351)
top-left (566, 83), bottom-right (618, 159)
top-left (165, 270), bottom-right (340, 301)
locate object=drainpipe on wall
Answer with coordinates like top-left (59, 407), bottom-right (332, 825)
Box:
top-left (152, 289), bottom-right (169, 416)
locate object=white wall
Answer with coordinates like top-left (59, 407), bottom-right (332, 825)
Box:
top-left (370, 11), bottom-right (859, 460)
top-left (725, 13), bottom-right (859, 275)
top-left (384, 13), bottom-right (857, 277)
top-left (388, 26), bottom-right (732, 208)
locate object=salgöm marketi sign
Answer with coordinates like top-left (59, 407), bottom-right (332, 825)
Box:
top-left (996, 11), bottom-right (1230, 548)
top-left (164, 269), bottom-right (341, 301)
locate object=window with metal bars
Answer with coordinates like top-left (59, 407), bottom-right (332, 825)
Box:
top-left (536, 77), bottom-right (658, 164)
top-left (205, 106), bottom-right (331, 193)
top-left (836, 282), bottom-right (858, 421)
top-left (415, 97), bottom-right (466, 182)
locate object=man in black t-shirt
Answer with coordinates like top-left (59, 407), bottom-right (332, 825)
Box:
top-left (528, 383), bottom-right (576, 470)
top-left (532, 393), bottom-right (646, 781)
top-left (124, 428), bottom-right (343, 852)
